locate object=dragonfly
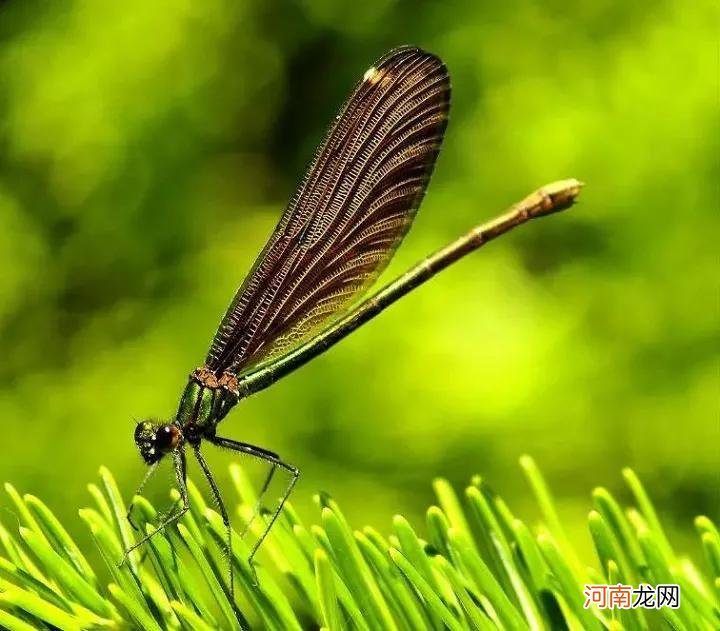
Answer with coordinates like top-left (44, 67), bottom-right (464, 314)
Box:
top-left (122, 46), bottom-right (582, 598)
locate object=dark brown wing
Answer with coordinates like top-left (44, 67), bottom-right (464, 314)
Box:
top-left (206, 47), bottom-right (450, 374)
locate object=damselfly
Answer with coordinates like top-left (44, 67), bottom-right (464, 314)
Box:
top-left (122, 47), bottom-right (582, 598)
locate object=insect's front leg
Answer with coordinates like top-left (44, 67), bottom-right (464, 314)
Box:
top-left (126, 461), bottom-right (160, 532)
top-left (120, 449), bottom-right (189, 566)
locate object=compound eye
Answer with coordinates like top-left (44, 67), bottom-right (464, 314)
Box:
top-left (154, 425), bottom-right (179, 452)
top-left (134, 420), bottom-right (154, 443)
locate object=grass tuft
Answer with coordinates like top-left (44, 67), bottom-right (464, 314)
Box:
top-left (0, 457), bottom-right (717, 629)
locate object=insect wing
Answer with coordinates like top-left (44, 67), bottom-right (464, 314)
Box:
top-left (206, 47), bottom-right (450, 374)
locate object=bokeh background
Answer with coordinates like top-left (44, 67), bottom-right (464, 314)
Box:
top-left (0, 0), bottom-right (717, 579)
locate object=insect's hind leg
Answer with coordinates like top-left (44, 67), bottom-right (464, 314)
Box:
top-left (240, 464), bottom-right (277, 539)
top-left (209, 435), bottom-right (300, 565)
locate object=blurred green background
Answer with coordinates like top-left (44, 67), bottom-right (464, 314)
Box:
top-left (0, 0), bottom-right (716, 570)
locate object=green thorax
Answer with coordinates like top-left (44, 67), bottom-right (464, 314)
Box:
top-left (175, 379), bottom-right (237, 431)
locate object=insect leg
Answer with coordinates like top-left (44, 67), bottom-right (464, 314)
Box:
top-left (120, 449), bottom-right (189, 565)
top-left (240, 464), bottom-right (277, 539)
top-left (192, 446), bottom-right (235, 599)
top-left (126, 461), bottom-right (160, 531)
top-left (209, 435), bottom-right (299, 565)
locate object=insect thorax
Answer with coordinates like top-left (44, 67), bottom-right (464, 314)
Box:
top-left (175, 367), bottom-right (240, 431)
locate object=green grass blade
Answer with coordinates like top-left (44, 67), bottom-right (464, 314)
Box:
top-left (18, 526), bottom-right (115, 619)
top-left (435, 554), bottom-right (496, 631)
top-left (263, 512), bottom-right (318, 612)
top-left (3, 485), bottom-right (46, 544)
top-left (466, 483), bottom-right (543, 627)
top-left (511, 518), bottom-right (549, 591)
top-left (0, 586), bottom-right (85, 631)
top-left (537, 532), bottom-right (602, 631)
top-left (79, 507), bottom-right (158, 625)
top-left (588, 510), bottom-right (625, 582)
top-left (229, 462), bottom-right (259, 506)
top-left (108, 582), bottom-right (162, 631)
top-left (622, 468), bottom-right (673, 561)
top-left (464, 484), bottom-right (516, 602)
top-left (355, 529), bottom-right (431, 630)
top-left (696, 516), bottom-right (720, 582)
top-left (315, 548), bottom-right (342, 630)
top-left (171, 599), bottom-right (218, 631)
top-left (426, 506), bottom-right (452, 559)
top-left (0, 607), bottom-right (38, 631)
top-left (393, 512), bottom-right (448, 627)
top-left (178, 519), bottom-right (241, 631)
top-left (448, 527), bottom-right (528, 630)
top-left (520, 455), bottom-right (581, 574)
top-left (87, 483), bottom-right (114, 525)
top-left (433, 478), bottom-right (473, 543)
top-left (0, 555), bottom-right (73, 613)
top-left (701, 533), bottom-right (720, 582)
top-left (0, 519), bottom-right (27, 570)
top-left (321, 505), bottom-right (397, 631)
top-left (98, 466), bottom-right (140, 575)
top-left (389, 547), bottom-right (464, 631)
top-left (592, 487), bottom-right (643, 580)
top-left (141, 571), bottom-right (181, 629)
top-left (393, 514), bottom-right (439, 594)
top-left (139, 526), bottom-right (182, 601)
top-left (24, 494), bottom-right (97, 586)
